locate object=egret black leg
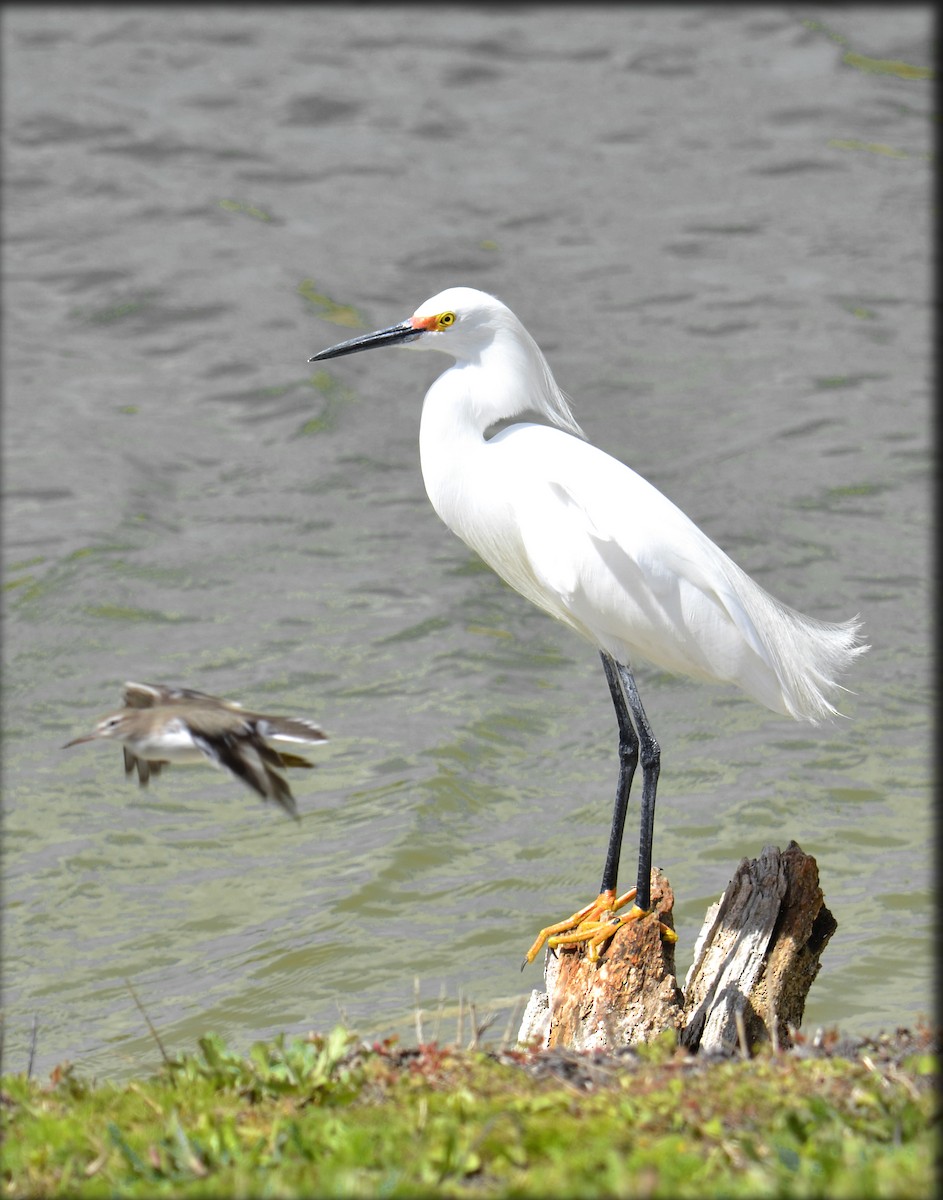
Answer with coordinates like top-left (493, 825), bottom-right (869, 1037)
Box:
top-left (618, 659), bottom-right (659, 911)
top-left (599, 653), bottom-right (660, 912)
top-left (520, 653), bottom-right (663, 968)
top-left (599, 652), bottom-right (639, 897)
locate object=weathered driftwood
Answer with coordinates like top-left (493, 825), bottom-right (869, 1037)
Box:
top-left (681, 841), bottom-right (837, 1053)
top-left (518, 841), bottom-right (836, 1055)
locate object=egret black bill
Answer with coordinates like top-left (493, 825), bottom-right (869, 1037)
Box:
top-left (308, 321), bottom-right (420, 362)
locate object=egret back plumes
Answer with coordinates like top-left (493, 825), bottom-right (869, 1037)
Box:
top-left (308, 284), bottom-right (868, 961)
top-left (491, 424), bottom-right (862, 723)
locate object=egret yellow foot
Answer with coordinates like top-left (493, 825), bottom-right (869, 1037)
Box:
top-left (522, 886), bottom-right (677, 968)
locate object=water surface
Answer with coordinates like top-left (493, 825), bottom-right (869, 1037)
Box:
top-left (3, 6), bottom-right (932, 1079)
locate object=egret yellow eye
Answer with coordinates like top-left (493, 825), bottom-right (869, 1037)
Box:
top-left (436, 311), bottom-right (457, 330)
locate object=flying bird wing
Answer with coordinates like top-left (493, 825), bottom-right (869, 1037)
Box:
top-left (189, 730), bottom-right (300, 821)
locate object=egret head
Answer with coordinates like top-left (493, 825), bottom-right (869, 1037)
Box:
top-left (308, 286), bottom-right (585, 438)
top-left (406, 287), bottom-right (515, 353)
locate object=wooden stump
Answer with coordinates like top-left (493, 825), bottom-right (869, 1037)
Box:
top-left (518, 867), bottom-right (683, 1051)
top-left (681, 841), bottom-right (837, 1053)
top-left (518, 841), bottom-right (836, 1055)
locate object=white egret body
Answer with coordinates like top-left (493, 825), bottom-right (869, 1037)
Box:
top-left (309, 287), bottom-right (867, 962)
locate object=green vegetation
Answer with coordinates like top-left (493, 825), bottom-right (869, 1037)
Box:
top-left (2, 1026), bottom-right (936, 1197)
top-left (841, 52), bottom-right (933, 81)
top-left (828, 139), bottom-right (916, 160)
top-left (297, 369), bottom-right (358, 436)
top-left (801, 17), bottom-right (933, 81)
top-left (217, 199), bottom-right (274, 222)
top-left (70, 296), bottom-right (157, 325)
top-left (297, 281), bottom-right (365, 330)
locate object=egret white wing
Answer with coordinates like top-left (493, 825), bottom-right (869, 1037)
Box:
top-left (495, 425), bottom-right (860, 719)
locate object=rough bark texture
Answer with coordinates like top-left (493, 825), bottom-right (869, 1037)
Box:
top-left (681, 841), bottom-right (837, 1053)
top-left (518, 868), bottom-right (683, 1051)
top-left (518, 842), bottom-right (836, 1056)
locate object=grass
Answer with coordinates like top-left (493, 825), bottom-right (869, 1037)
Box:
top-left (2, 1023), bottom-right (936, 1197)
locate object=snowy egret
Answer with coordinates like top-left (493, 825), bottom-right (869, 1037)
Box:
top-left (64, 682), bottom-right (328, 819)
top-left (309, 286), bottom-right (867, 964)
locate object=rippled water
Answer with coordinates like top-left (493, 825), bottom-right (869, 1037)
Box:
top-left (3, 7), bottom-right (932, 1080)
